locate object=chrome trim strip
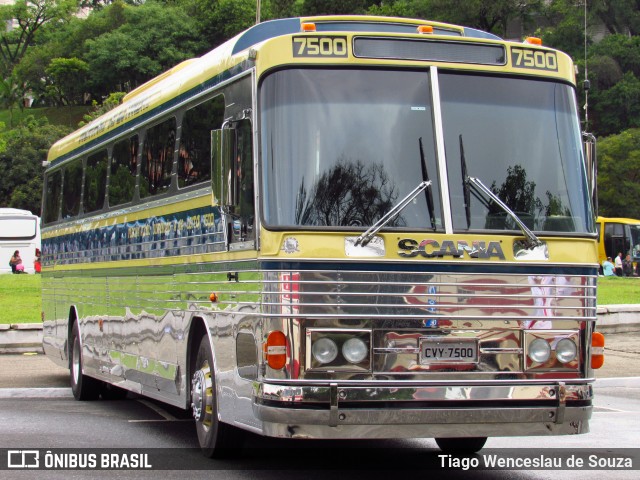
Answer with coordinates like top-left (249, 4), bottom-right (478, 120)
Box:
top-left (255, 404), bottom-right (591, 428)
top-left (431, 67), bottom-right (453, 234)
top-left (259, 378), bottom-right (595, 386)
top-left (256, 382), bottom-right (593, 403)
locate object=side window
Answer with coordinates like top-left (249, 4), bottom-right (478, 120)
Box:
top-left (83, 150), bottom-right (108, 213)
top-left (234, 119), bottom-right (255, 242)
top-left (62, 159), bottom-right (83, 218)
top-left (109, 136), bottom-right (138, 207)
top-left (141, 117), bottom-right (176, 198)
top-left (179, 95), bottom-right (225, 187)
top-left (44, 170), bottom-right (62, 224)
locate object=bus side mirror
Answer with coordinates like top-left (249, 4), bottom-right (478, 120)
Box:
top-left (212, 127), bottom-right (238, 209)
top-left (583, 132), bottom-right (597, 216)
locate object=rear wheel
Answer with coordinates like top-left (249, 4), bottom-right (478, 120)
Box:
top-left (191, 334), bottom-right (244, 458)
top-left (435, 437), bottom-right (487, 454)
top-left (69, 323), bottom-right (101, 400)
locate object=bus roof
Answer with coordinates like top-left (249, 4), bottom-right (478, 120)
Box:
top-left (0, 208), bottom-right (36, 217)
top-left (597, 216), bottom-right (640, 225)
top-left (46, 15), bottom-right (555, 167)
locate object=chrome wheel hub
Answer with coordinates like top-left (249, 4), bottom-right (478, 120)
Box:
top-left (191, 370), bottom-right (205, 421)
top-left (191, 363), bottom-right (213, 427)
top-left (72, 338), bottom-right (80, 384)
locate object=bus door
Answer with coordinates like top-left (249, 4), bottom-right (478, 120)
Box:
top-left (604, 222), bottom-right (628, 259)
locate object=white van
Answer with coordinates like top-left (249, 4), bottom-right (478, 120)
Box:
top-left (0, 208), bottom-right (41, 274)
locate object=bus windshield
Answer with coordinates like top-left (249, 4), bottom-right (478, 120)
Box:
top-left (260, 68), bottom-right (442, 230)
top-left (260, 68), bottom-right (593, 234)
top-left (441, 73), bottom-right (593, 234)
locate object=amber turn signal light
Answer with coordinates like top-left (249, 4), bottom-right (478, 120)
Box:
top-left (591, 331), bottom-right (605, 369)
top-left (264, 331), bottom-right (287, 370)
top-left (417, 25), bottom-right (434, 34)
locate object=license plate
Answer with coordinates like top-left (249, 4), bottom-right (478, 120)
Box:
top-left (420, 338), bottom-right (478, 364)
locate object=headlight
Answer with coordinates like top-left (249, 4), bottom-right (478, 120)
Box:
top-left (311, 337), bottom-right (338, 364)
top-left (555, 338), bottom-right (577, 363)
top-left (528, 338), bottom-right (551, 363)
top-left (342, 338), bottom-right (368, 364)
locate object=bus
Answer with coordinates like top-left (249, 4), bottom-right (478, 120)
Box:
top-left (596, 216), bottom-right (640, 274)
top-left (41, 15), bottom-right (602, 456)
top-left (0, 208), bottom-right (40, 274)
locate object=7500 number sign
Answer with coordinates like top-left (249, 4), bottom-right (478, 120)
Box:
top-left (293, 36), bottom-right (348, 58)
top-left (511, 47), bottom-right (558, 72)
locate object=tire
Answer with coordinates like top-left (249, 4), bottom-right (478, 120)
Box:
top-left (69, 323), bottom-right (101, 400)
top-left (191, 334), bottom-right (244, 458)
top-left (435, 437), bottom-right (488, 454)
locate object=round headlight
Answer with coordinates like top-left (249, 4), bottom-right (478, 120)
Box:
top-left (342, 338), bottom-right (368, 364)
top-left (312, 338), bottom-right (338, 364)
top-left (528, 338), bottom-right (551, 363)
top-left (555, 338), bottom-right (577, 363)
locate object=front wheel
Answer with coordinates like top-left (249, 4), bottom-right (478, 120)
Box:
top-left (191, 334), bottom-right (244, 458)
top-left (69, 323), bottom-right (101, 400)
top-left (435, 437), bottom-right (488, 454)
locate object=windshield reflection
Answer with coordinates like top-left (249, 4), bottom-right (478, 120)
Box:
top-left (295, 159), bottom-right (401, 227)
top-left (260, 69), bottom-right (441, 230)
top-left (441, 73), bottom-right (593, 233)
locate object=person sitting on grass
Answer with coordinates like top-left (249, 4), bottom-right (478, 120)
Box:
top-left (602, 257), bottom-right (616, 277)
top-left (9, 250), bottom-right (23, 274)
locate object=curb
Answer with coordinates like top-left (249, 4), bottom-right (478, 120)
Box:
top-left (0, 306), bottom-right (639, 354)
top-left (0, 323), bottom-right (44, 354)
top-left (596, 305), bottom-right (640, 333)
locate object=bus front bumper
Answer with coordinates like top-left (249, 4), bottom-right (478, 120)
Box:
top-left (252, 381), bottom-right (593, 439)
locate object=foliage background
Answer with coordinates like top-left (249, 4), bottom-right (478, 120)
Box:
top-left (0, 0), bottom-right (639, 218)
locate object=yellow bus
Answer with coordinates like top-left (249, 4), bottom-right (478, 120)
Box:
top-left (42, 15), bottom-right (603, 456)
top-left (596, 216), bottom-right (640, 274)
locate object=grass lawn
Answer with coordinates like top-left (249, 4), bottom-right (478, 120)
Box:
top-left (597, 276), bottom-right (640, 305)
top-left (0, 274), bottom-right (41, 324)
top-left (0, 273), bottom-right (637, 325)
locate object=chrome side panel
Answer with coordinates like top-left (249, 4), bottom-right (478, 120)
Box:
top-left (42, 260), bottom-right (597, 439)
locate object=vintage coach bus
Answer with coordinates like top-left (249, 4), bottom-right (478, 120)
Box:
top-left (42, 16), bottom-right (603, 456)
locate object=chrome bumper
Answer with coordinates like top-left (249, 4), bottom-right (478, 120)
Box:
top-left (252, 382), bottom-right (593, 439)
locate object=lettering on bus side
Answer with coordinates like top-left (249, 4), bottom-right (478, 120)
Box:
top-left (397, 239), bottom-right (506, 260)
top-left (292, 36), bottom-right (348, 58)
top-left (511, 47), bottom-right (558, 72)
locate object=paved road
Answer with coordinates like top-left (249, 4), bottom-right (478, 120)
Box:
top-left (0, 332), bottom-right (639, 479)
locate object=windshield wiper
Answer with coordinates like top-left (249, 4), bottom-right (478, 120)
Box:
top-left (419, 137), bottom-right (437, 229)
top-left (466, 176), bottom-right (543, 249)
top-left (459, 135), bottom-right (471, 229)
top-left (354, 180), bottom-right (431, 247)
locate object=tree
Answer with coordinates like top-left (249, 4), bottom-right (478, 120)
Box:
top-left (44, 57), bottom-right (89, 106)
top-left (0, 73), bottom-right (25, 128)
top-left (0, 116), bottom-right (71, 213)
top-left (0, 0), bottom-right (77, 76)
top-left (14, 1), bottom-right (129, 106)
top-left (301, 0), bottom-right (379, 16)
top-left (597, 128), bottom-right (640, 218)
top-left (367, 0), bottom-right (542, 37)
top-left (590, 72), bottom-right (640, 137)
top-left (184, 0), bottom-right (259, 49)
top-left (84, 1), bottom-right (208, 96)
top-left (591, 0), bottom-right (640, 36)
